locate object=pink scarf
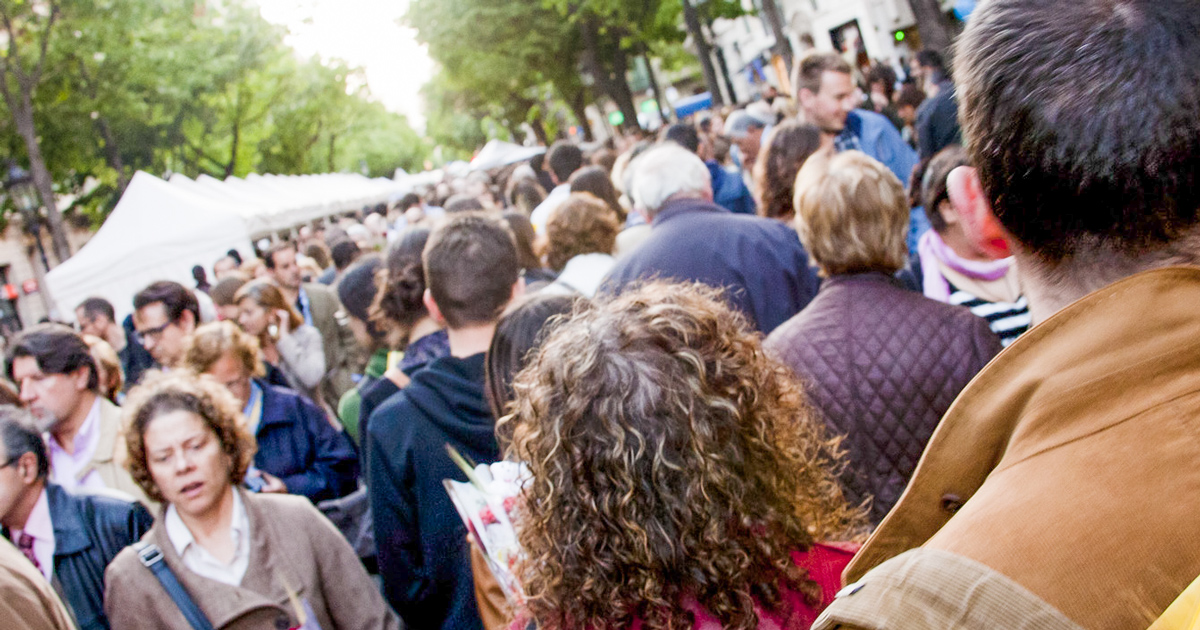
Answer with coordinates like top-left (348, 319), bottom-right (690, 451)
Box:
top-left (917, 230), bottom-right (1013, 302)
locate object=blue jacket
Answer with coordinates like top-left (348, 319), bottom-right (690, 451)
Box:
top-left (846, 109), bottom-right (919, 186)
top-left (255, 381), bottom-right (358, 503)
top-left (17, 483), bottom-right (153, 630)
top-left (708, 160), bottom-right (756, 215)
top-left (602, 198), bottom-right (820, 334)
top-left (367, 353), bottom-right (499, 630)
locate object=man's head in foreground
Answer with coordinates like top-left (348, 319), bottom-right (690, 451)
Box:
top-left (948, 0), bottom-right (1200, 322)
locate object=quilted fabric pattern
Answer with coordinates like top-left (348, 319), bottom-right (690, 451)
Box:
top-left (764, 273), bottom-right (1002, 524)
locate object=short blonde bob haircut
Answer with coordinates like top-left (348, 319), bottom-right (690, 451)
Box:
top-left (122, 371), bottom-right (257, 505)
top-left (182, 320), bottom-right (265, 378)
top-left (793, 150), bottom-right (908, 277)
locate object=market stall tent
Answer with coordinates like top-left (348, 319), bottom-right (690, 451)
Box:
top-left (44, 171), bottom-right (254, 322)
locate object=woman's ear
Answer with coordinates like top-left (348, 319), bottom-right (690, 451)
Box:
top-left (947, 166), bottom-right (1013, 259)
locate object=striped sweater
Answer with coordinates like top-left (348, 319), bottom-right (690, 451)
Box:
top-left (948, 281), bottom-right (1031, 346)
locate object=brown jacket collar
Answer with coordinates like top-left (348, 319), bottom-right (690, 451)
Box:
top-left (847, 266), bottom-right (1200, 582)
top-left (147, 489), bottom-right (301, 627)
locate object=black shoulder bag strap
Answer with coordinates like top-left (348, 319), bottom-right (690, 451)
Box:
top-left (134, 541), bottom-right (216, 630)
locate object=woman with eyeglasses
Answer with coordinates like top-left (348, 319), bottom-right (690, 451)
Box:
top-left (103, 371), bottom-right (396, 630)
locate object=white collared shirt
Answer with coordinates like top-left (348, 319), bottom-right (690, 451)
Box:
top-left (46, 398), bottom-right (104, 491)
top-left (530, 184), bottom-right (571, 234)
top-left (11, 488), bottom-right (55, 581)
top-left (164, 489), bottom-right (251, 586)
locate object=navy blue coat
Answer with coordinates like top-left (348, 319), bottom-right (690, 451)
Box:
top-left (254, 381), bottom-right (358, 503)
top-left (367, 353), bottom-right (499, 630)
top-left (603, 198), bottom-right (820, 333)
top-left (9, 483), bottom-right (153, 630)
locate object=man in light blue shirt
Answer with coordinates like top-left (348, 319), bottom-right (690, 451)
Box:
top-left (795, 51), bottom-right (918, 186)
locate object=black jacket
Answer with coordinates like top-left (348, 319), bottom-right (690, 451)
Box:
top-left (26, 483), bottom-right (153, 629)
top-left (366, 353), bottom-right (499, 630)
top-left (602, 198), bottom-right (820, 334)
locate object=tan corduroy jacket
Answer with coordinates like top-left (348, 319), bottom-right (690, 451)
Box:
top-left (104, 490), bottom-right (399, 630)
top-left (81, 398), bottom-right (153, 509)
top-left (843, 266), bottom-right (1200, 629)
top-left (0, 536), bottom-right (76, 630)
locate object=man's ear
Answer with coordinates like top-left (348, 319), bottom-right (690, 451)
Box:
top-left (511, 276), bottom-right (527, 304)
top-left (947, 166), bottom-right (1012, 259)
top-left (71, 365), bottom-right (91, 392)
top-left (16, 452), bottom-right (38, 485)
top-left (178, 309), bottom-right (196, 334)
top-left (423, 288), bottom-right (446, 326)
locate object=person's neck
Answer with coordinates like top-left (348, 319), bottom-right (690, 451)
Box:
top-left (407, 316), bottom-right (442, 346)
top-left (2, 481), bottom-right (44, 532)
top-left (1015, 238), bottom-right (1200, 326)
top-left (180, 485), bottom-right (236, 553)
top-left (51, 391), bottom-right (99, 455)
top-left (279, 284), bottom-right (300, 305)
top-left (101, 323), bottom-right (128, 353)
top-left (941, 226), bottom-right (992, 262)
top-left (447, 322), bottom-right (496, 358)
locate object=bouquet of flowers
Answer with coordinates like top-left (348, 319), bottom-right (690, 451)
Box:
top-left (443, 445), bottom-right (529, 604)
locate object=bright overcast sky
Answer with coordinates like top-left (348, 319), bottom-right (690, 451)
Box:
top-left (254, 0), bottom-right (434, 131)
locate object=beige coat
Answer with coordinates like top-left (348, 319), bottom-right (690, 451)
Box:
top-left (0, 536), bottom-right (76, 630)
top-left (844, 267), bottom-right (1200, 629)
top-left (104, 490), bottom-right (398, 630)
top-left (79, 398), bottom-right (153, 509)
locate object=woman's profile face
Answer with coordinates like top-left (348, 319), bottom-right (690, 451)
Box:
top-left (237, 298), bottom-right (268, 336)
top-left (143, 409), bottom-right (233, 519)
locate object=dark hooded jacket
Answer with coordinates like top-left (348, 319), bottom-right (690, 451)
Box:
top-left (366, 352), bottom-right (499, 630)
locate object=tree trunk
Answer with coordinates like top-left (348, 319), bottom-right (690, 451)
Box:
top-left (713, 45), bottom-right (738, 105)
top-left (95, 116), bottom-right (128, 193)
top-left (908, 0), bottom-right (954, 54)
top-left (328, 133), bottom-right (336, 172)
top-left (13, 91), bottom-right (70, 264)
top-left (607, 48), bottom-right (640, 131)
top-left (761, 0), bottom-right (794, 73)
top-left (681, 0), bottom-right (724, 106)
top-left (529, 113), bottom-right (549, 146)
top-left (566, 88), bottom-right (594, 141)
top-left (643, 52), bottom-right (671, 124)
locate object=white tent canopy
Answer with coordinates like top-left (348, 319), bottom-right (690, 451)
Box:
top-left (45, 171), bottom-right (255, 322)
top-left (469, 140), bottom-right (545, 171)
top-left (47, 169), bottom-right (418, 321)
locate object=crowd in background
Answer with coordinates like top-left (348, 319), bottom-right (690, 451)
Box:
top-left (1, 1), bottom-right (1199, 629)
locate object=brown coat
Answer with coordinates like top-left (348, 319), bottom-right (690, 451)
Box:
top-left (844, 267), bottom-right (1200, 629)
top-left (0, 536), bottom-right (76, 630)
top-left (104, 490), bottom-right (398, 630)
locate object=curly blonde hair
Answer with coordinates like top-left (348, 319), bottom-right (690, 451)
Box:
top-left (181, 321), bottom-right (265, 378)
top-left (122, 371), bottom-right (257, 505)
top-left (544, 193), bottom-right (620, 271)
top-left (508, 282), bottom-right (863, 630)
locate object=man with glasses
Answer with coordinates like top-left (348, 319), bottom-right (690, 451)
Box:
top-left (5, 325), bottom-right (150, 506)
top-left (131, 281), bottom-right (199, 370)
top-left (0, 406), bottom-right (152, 629)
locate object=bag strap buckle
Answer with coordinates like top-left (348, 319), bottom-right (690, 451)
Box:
top-left (135, 542), bottom-right (164, 568)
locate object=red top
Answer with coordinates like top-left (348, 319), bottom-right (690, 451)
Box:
top-left (527, 542), bottom-right (859, 630)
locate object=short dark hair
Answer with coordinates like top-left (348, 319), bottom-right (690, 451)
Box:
top-left (793, 51), bottom-right (852, 96)
top-left (663, 123), bottom-right (700, 154)
top-left (262, 241), bottom-right (296, 270)
top-left (894, 84), bottom-right (926, 109)
top-left (398, 193), bottom-right (421, 210)
top-left (915, 50), bottom-right (945, 73)
top-left (546, 141), bottom-right (584, 183)
top-left (77, 297), bottom-right (115, 323)
top-left (330, 239), bottom-right (361, 270)
top-left (0, 406), bottom-right (49, 480)
top-left (866, 64), bottom-right (898, 102)
top-left (424, 213), bottom-right (520, 329)
top-left (133, 281), bottom-right (200, 325)
top-left (956, 0), bottom-right (1200, 263)
top-left (5, 323), bottom-right (99, 391)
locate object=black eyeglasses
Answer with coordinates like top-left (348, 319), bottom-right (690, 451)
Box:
top-left (135, 321), bottom-right (173, 344)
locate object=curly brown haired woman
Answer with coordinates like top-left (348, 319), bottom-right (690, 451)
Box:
top-left (508, 282), bottom-right (864, 630)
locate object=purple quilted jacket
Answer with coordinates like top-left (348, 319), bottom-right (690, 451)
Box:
top-left (764, 272), bottom-right (1002, 524)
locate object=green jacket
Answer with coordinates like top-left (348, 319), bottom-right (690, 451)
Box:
top-left (336, 347), bottom-right (389, 444)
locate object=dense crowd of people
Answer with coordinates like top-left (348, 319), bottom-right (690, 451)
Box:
top-left (1, 1), bottom-right (1198, 628)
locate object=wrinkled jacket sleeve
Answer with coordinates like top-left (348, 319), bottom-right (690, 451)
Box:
top-left (276, 325), bottom-right (327, 390)
top-left (367, 404), bottom-right (430, 617)
top-left (283, 395), bottom-right (358, 502)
